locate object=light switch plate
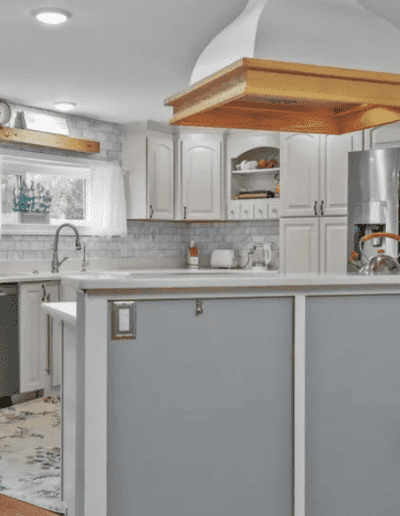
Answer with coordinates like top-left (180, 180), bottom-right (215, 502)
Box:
top-left (110, 301), bottom-right (136, 340)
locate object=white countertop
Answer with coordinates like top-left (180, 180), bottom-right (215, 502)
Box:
top-left (60, 268), bottom-right (400, 290)
top-left (0, 272), bottom-right (63, 283)
top-left (40, 269), bottom-right (400, 325)
top-left (41, 301), bottom-right (77, 326)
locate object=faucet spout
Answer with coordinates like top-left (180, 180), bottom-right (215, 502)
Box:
top-left (51, 223), bottom-right (82, 273)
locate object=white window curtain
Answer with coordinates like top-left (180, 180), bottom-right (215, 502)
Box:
top-left (0, 155), bottom-right (3, 239)
top-left (87, 164), bottom-right (127, 237)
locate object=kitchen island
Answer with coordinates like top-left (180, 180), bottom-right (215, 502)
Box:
top-left (45, 271), bottom-right (400, 516)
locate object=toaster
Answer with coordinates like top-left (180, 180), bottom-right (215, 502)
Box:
top-left (211, 249), bottom-right (237, 269)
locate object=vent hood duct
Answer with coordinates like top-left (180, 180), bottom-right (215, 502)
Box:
top-left (165, 0), bottom-right (400, 135)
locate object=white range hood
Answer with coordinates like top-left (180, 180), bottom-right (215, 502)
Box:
top-left (165, 0), bottom-right (400, 135)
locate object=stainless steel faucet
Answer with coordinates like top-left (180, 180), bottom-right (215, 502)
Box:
top-left (81, 239), bottom-right (90, 272)
top-left (51, 223), bottom-right (82, 273)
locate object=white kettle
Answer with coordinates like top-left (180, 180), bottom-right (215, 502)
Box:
top-left (251, 243), bottom-right (272, 270)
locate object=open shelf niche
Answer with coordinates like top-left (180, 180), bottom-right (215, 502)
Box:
top-left (231, 146), bottom-right (279, 200)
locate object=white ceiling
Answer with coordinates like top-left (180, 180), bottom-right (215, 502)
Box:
top-left (1, 0), bottom-right (399, 125)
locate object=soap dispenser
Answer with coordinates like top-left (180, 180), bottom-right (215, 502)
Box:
top-left (187, 241), bottom-right (199, 269)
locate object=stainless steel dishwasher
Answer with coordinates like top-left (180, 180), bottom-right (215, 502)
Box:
top-left (0, 284), bottom-right (19, 400)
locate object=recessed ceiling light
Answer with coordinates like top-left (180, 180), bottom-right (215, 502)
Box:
top-left (54, 102), bottom-right (76, 112)
top-left (32, 8), bottom-right (72, 25)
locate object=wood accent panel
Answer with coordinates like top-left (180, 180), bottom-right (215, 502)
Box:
top-left (0, 493), bottom-right (62, 516)
top-left (165, 58), bottom-right (400, 135)
top-left (0, 127), bottom-right (100, 153)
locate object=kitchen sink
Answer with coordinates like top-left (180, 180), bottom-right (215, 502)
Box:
top-left (115, 268), bottom-right (279, 277)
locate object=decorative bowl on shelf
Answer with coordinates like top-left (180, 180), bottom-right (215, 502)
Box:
top-left (258, 159), bottom-right (277, 169)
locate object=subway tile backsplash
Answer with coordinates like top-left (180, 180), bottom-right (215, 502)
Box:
top-left (0, 105), bottom-right (279, 269)
top-left (0, 220), bottom-right (280, 269)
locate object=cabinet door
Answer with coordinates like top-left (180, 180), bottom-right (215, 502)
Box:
top-left (19, 283), bottom-right (44, 393)
top-left (280, 133), bottom-right (320, 217)
top-left (364, 120), bottom-right (400, 149)
top-left (148, 136), bottom-right (175, 220)
top-left (305, 295), bottom-right (400, 516)
top-left (108, 297), bottom-right (293, 516)
top-left (181, 136), bottom-right (221, 220)
top-left (319, 216), bottom-right (348, 273)
top-left (321, 132), bottom-right (362, 216)
top-left (280, 217), bottom-right (319, 273)
top-left (45, 283), bottom-right (61, 389)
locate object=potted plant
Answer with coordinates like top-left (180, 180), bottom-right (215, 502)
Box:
top-left (13, 179), bottom-right (52, 224)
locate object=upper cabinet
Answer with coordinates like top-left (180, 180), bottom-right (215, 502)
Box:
top-left (364, 120), bottom-right (400, 149)
top-left (226, 131), bottom-right (280, 220)
top-left (280, 131), bottom-right (362, 217)
top-left (123, 121), bottom-right (175, 220)
top-left (179, 132), bottom-right (223, 220)
top-left (148, 136), bottom-right (175, 219)
top-left (280, 133), bottom-right (320, 217)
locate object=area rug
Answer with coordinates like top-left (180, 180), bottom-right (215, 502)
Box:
top-left (0, 396), bottom-right (63, 514)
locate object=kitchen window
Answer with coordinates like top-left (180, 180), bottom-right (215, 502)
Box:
top-left (0, 152), bottom-right (127, 237)
top-left (2, 173), bottom-right (86, 222)
top-left (0, 153), bottom-right (92, 235)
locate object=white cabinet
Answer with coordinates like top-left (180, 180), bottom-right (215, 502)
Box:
top-left (179, 132), bottom-right (222, 220)
top-left (227, 199), bottom-right (280, 220)
top-left (280, 133), bottom-right (320, 217)
top-left (364, 120), bottom-right (400, 149)
top-left (226, 130), bottom-right (280, 220)
top-left (123, 121), bottom-right (175, 220)
top-left (43, 283), bottom-right (62, 394)
top-left (280, 216), bottom-right (347, 273)
top-left (280, 132), bottom-right (362, 217)
top-left (148, 136), bottom-right (175, 219)
top-left (19, 281), bottom-right (60, 394)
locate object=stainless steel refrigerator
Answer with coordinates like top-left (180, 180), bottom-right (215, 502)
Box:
top-left (347, 148), bottom-right (400, 273)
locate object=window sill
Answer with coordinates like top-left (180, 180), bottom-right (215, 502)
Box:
top-left (1, 224), bottom-right (94, 237)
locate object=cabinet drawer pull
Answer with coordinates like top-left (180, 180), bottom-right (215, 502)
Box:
top-left (41, 284), bottom-right (46, 302)
top-left (183, 206), bottom-right (187, 220)
top-left (149, 205), bottom-right (154, 219)
top-left (320, 200), bottom-right (324, 216)
top-left (314, 201), bottom-right (318, 216)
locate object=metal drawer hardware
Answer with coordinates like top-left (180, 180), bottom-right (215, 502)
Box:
top-left (320, 200), bottom-right (324, 216)
top-left (110, 301), bottom-right (136, 340)
top-left (314, 201), bottom-right (318, 216)
top-left (183, 206), bottom-right (187, 219)
top-left (149, 205), bottom-right (154, 218)
top-left (196, 299), bottom-right (204, 316)
top-left (42, 283), bottom-right (46, 302)
top-left (0, 288), bottom-right (8, 296)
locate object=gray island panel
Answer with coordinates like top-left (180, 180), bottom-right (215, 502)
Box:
top-left (305, 295), bottom-right (400, 516)
top-left (107, 296), bottom-right (293, 516)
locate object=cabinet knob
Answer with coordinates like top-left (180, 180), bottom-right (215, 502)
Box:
top-left (314, 201), bottom-right (318, 216)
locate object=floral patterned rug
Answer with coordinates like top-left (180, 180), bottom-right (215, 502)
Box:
top-left (0, 396), bottom-right (63, 514)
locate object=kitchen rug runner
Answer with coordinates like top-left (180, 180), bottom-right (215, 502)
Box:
top-left (0, 397), bottom-right (63, 514)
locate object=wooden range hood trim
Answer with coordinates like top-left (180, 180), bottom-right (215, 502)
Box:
top-left (165, 58), bottom-right (400, 135)
top-left (0, 127), bottom-right (100, 154)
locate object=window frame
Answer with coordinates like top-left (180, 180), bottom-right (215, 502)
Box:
top-left (0, 149), bottom-right (117, 236)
